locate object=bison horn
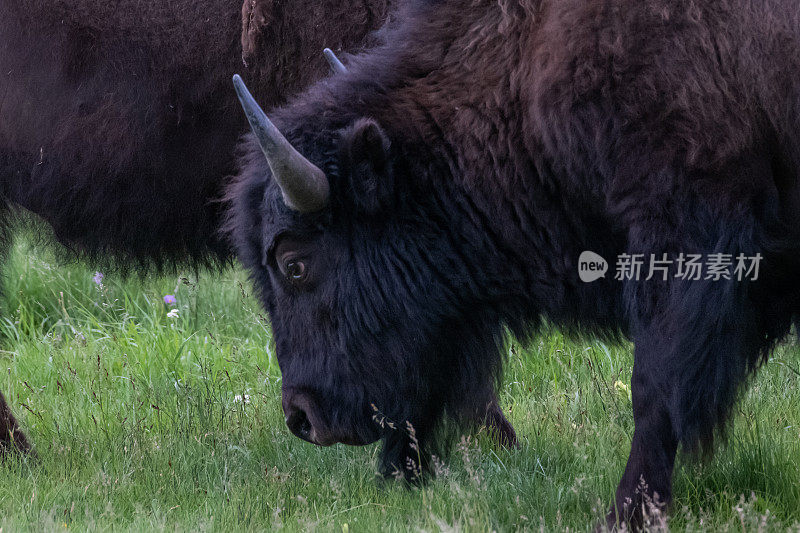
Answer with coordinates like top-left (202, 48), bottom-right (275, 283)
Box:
top-left (323, 48), bottom-right (348, 74)
top-left (232, 74), bottom-right (329, 212)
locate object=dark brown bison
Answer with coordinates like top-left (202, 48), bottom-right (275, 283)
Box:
top-left (0, 0), bottom-right (515, 457)
top-left (225, 0), bottom-right (800, 527)
top-left (0, 0), bottom-right (391, 267)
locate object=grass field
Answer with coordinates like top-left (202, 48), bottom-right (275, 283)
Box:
top-left (1, 238), bottom-right (800, 531)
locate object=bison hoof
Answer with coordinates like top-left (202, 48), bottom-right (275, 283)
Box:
top-left (600, 501), bottom-right (661, 533)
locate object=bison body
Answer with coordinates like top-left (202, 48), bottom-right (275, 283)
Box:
top-left (227, 0), bottom-right (800, 526)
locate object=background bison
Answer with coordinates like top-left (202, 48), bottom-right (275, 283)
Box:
top-left (226, 0), bottom-right (800, 528)
top-left (0, 0), bottom-right (389, 267)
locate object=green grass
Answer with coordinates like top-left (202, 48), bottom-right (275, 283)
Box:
top-left (1, 238), bottom-right (800, 531)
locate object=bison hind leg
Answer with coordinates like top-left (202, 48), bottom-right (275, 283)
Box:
top-left (0, 391), bottom-right (32, 456)
top-left (484, 403), bottom-right (518, 449)
top-left (473, 394), bottom-right (518, 449)
top-left (0, 199), bottom-right (34, 457)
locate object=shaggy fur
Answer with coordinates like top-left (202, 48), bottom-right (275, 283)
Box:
top-left (226, 0), bottom-right (800, 526)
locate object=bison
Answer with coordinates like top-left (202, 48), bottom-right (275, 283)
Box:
top-left (0, 0), bottom-right (515, 457)
top-left (225, 0), bottom-right (800, 527)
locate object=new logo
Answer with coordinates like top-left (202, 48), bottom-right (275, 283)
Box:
top-left (578, 251), bottom-right (608, 283)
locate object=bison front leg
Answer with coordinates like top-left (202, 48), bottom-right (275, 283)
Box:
top-left (377, 420), bottom-right (433, 484)
top-left (0, 391), bottom-right (32, 455)
top-left (606, 334), bottom-right (678, 529)
top-left (602, 152), bottom-right (785, 528)
top-left (609, 250), bottom-right (770, 528)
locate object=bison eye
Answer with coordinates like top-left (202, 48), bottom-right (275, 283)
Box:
top-left (284, 260), bottom-right (307, 281)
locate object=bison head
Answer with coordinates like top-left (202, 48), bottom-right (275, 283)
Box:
top-left (226, 75), bottom-right (509, 477)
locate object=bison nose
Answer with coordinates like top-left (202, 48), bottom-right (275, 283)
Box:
top-left (285, 407), bottom-right (313, 442)
top-left (282, 388), bottom-right (334, 446)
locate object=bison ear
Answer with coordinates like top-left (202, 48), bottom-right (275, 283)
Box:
top-left (342, 118), bottom-right (393, 214)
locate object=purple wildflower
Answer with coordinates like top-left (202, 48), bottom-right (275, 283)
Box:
top-left (92, 272), bottom-right (104, 285)
top-left (163, 294), bottom-right (177, 306)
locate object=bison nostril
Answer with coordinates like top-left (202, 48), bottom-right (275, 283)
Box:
top-left (298, 414), bottom-right (312, 439)
top-left (286, 408), bottom-right (313, 442)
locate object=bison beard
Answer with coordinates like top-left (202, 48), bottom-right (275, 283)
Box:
top-left (226, 0), bottom-right (800, 528)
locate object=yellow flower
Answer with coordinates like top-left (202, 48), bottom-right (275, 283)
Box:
top-left (614, 380), bottom-right (631, 399)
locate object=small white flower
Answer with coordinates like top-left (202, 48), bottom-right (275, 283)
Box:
top-left (166, 309), bottom-right (179, 319)
top-left (234, 394), bottom-right (251, 404)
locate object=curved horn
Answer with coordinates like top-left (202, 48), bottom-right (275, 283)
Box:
top-left (323, 48), bottom-right (348, 74)
top-left (232, 74), bottom-right (329, 212)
